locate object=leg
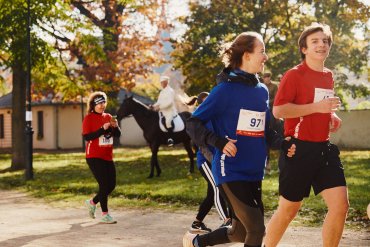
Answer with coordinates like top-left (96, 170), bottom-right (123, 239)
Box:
top-left (184, 140), bottom-right (195, 173)
top-left (196, 162), bottom-right (215, 222)
top-left (201, 162), bottom-right (228, 221)
top-left (321, 186), bottom-right (349, 247)
top-left (149, 143), bottom-right (160, 178)
top-left (264, 196), bottom-right (302, 247)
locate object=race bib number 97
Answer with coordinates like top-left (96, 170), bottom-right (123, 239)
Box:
top-left (99, 135), bottom-right (113, 147)
top-left (314, 88), bottom-right (334, 103)
top-left (236, 109), bottom-right (265, 137)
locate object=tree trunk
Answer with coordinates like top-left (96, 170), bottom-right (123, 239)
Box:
top-left (11, 63), bottom-right (26, 171)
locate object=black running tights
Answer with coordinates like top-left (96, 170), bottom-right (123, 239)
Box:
top-left (86, 158), bottom-right (116, 213)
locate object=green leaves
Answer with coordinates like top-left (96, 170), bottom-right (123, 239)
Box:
top-left (172, 0), bottom-right (369, 99)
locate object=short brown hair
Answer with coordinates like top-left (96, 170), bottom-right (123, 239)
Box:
top-left (298, 23), bottom-right (332, 60)
top-left (221, 32), bottom-right (263, 69)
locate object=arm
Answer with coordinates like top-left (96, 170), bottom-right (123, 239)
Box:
top-left (186, 117), bottom-right (228, 152)
top-left (273, 97), bottom-right (341, 119)
top-left (83, 127), bottom-right (105, 141)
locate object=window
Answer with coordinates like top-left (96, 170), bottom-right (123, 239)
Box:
top-left (0, 114), bottom-right (4, 139)
top-left (37, 111), bottom-right (44, 140)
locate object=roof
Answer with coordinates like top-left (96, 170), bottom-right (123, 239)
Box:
top-left (0, 89), bottom-right (154, 109)
top-left (0, 93), bottom-right (82, 109)
top-left (0, 93), bottom-right (12, 109)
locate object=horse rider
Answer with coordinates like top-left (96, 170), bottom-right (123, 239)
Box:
top-left (152, 76), bottom-right (178, 146)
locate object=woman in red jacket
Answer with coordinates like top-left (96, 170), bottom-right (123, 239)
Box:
top-left (82, 91), bottom-right (121, 224)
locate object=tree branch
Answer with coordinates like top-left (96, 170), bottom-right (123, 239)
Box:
top-left (71, 1), bottom-right (104, 27)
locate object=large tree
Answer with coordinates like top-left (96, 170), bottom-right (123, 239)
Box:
top-left (171, 0), bottom-right (369, 98)
top-left (0, 0), bottom-right (166, 170)
top-left (0, 0), bottom-right (58, 170)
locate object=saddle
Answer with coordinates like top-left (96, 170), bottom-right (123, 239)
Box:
top-left (158, 113), bottom-right (185, 133)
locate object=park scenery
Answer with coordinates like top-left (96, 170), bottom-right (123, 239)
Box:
top-left (0, 0), bottom-right (369, 246)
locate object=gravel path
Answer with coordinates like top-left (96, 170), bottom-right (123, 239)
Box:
top-left (0, 190), bottom-right (369, 247)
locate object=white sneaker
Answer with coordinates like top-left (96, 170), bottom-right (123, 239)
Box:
top-left (182, 231), bottom-right (197, 247)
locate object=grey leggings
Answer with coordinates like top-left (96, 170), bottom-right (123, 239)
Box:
top-left (196, 180), bottom-right (265, 247)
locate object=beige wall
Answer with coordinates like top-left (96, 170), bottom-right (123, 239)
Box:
top-left (330, 110), bottom-right (370, 149)
top-left (120, 117), bottom-right (147, 146)
top-left (57, 105), bottom-right (84, 149)
top-left (33, 106), bottom-right (57, 149)
top-left (0, 109), bottom-right (12, 148)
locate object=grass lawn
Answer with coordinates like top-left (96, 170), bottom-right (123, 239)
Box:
top-left (0, 146), bottom-right (368, 229)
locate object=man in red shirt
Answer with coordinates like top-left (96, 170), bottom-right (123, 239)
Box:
top-left (264, 23), bottom-right (348, 247)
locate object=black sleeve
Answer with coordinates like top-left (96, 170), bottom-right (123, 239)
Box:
top-left (186, 116), bottom-right (228, 152)
top-left (199, 145), bottom-right (213, 163)
top-left (111, 126), bottom-right (121, 137)
top-left (83, 127), bottom-right (105, 141)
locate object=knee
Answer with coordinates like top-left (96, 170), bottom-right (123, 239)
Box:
top-left (277, 205), bottom-right (300, 222)
top-left (246, 224), bottom-right (265, 245)
top-left (330, 200), bottom-right (349, 216)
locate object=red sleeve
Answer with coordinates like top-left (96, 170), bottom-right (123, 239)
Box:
top-left (274, 70), bottom-right (298, 106)
top-left (82, 114), bottom-right (91, 135)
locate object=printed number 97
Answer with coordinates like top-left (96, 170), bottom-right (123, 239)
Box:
top-left (250, 118), bottom-right (261, 127)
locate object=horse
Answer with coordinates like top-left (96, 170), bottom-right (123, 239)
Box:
top-left (116, 95), bottom-right (195, 178)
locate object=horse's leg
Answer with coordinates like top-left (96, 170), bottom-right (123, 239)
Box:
top-left (183, 140), bottom-right (195, 174)
top-left (149, 144), bottom-right (160, 178)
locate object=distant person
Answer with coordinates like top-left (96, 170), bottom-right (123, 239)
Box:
top-left (82, 91), bottom-right (121, 224)
top-left (152, 76), bottom-right (178, 146)
top-left (188, 92), bottom-right (231, 234)
top-left (262, 72), bottom-right (280, 173)
top-left (184, 31), bottom-right (296, 247)
top-left (262, 72), bottom-right (278, 110)
top-left (264, 23), bottom-right (349, 247)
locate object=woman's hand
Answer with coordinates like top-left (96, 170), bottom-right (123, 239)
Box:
top-left (222, 137), bottom-right (237, 157)
top-left (110, 117), bottom-right (118, 128)
top-left (102, 122), bottom-right (111, 130)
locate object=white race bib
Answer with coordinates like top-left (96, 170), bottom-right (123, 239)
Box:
top-left (99, 135), bottom-right (113, 146)
top-left (314, 88), bottom-right (334, 103)
top-left (236, 109), bottom-right (265, 137)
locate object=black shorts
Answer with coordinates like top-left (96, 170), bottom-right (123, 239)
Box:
top-left (279, 138), bottom-right (346, 202)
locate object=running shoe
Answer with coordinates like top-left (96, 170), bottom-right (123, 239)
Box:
top-left (84, 199), bottom-right (96, 219)
top-left (183, 231), bottom-right (198, 247)
top-left (190, 221), bottom-right (211, 233)
top-left (100, 214), bottom-right (117, 224)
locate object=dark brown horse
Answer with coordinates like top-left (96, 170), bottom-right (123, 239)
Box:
top-left (116, 95), bottom-right (195, 178)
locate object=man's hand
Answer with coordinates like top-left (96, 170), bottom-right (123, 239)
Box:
top-left (284, 137), bottom-right (296, 158)
top-left (330, 113), bottom-right (342, 132)
top-left (222, 137), bottom-right (237, 157)
top-left (316, 97), bottom-right (341, 113)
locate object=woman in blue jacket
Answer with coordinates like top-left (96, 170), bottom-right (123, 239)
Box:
top-left (188, 92), bottom-right (231, 234)
top-left (183, 32), bottom-right (295, 247)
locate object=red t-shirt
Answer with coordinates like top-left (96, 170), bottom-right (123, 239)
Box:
top-left (82, 112), bottom-right (114, 161)
top-left (274, 61), bottom-right (334, 142)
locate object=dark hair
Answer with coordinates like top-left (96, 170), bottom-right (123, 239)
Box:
top-left (298, 23), bottom-right (332, 60)
top-left (186, 92), bottom-right (209, 106)
top-left (196, 92), bottom-right (209, 104)
top-left (220, 31), bottom-right (263, 70)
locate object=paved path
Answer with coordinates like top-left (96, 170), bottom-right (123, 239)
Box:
top-left (0, 190), bottom-right (369, 247)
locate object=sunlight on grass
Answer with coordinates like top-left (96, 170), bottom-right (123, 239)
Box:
top-left (0, 147), bottom-right (368, 229)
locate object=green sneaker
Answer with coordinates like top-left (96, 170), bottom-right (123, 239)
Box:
top-left (85, 199), bottom-right (96, 219)
top-left (100, 214), bottom-right (117, 224)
